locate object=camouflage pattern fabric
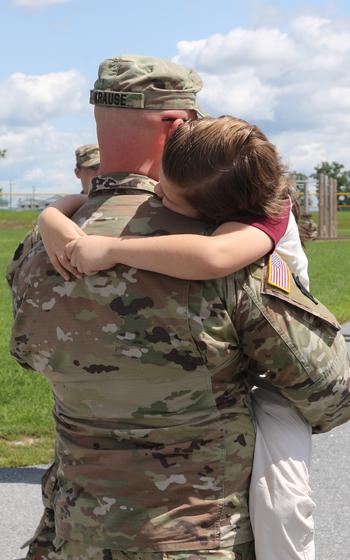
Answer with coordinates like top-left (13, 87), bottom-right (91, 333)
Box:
top-left (90, 55), bottom-right (203, 112)
top-left (27, 536), bottom-right (254, 560)
top-left (6, 224), bottom-right (41, 310)
top-left (75, 144), bottom-right (100, 168)
top-left (298, 214), bottom-right (318, 242)
top-left (7, 173), bottom-right (350, 556)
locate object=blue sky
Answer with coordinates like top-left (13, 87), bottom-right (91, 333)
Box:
top-left (1, 0), bottom-right (350, 195)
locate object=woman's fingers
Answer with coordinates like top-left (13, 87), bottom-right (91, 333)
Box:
top-left (57, 253), bottom-right (81, 278)
top-left (65, 239), bottom-right (76, 259)
top-left (51, 255), bottom-right (70, 281)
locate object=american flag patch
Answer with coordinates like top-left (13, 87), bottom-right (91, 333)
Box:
top-left (267, 253), bottom-right (291, 293)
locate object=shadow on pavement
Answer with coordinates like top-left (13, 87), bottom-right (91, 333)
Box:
top-left (0, 467), bottom-right (46, 484)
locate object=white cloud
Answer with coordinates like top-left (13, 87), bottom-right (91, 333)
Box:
top-left (273, 132), bottom-right (328, 173)
top-left (291, 16), bottom-right (350, 54)
top-left (272, 125), bottom-right (350, 177)
top-left (0, 70), bottom-right (87, 126)
top-left (175, 28), bottom-right (297, 75)
top-left (198, 70), bottom-right (278, 121)
top-left (0, 68), bottom-right (94, 198)
top-left (12, 0), bottom-right (70, 7)
top-left (0, 122), bottom-right (97, 195)
top-left (174, 14), bottom-right (350, 173)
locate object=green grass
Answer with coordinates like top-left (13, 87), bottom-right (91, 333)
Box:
top-left (0, 437), bottom-right (54, 468)
top-left (306, 239), bottom-right (350, 323)
top-left (0, 212), bottom-right (55, 466)
top-left (0, 209), bottom-right (41, 229)
top-left (0, 211), bottom-right (350, 466)
top-left (336, 209), bottom-right (350, 236)
top-left (303, 214), bottom-right (350, 322)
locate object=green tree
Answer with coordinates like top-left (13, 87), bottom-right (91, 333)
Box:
top-left (0, 149), bottom-right (6, 159)
top-left (294, 172), bottom-right (308, 181)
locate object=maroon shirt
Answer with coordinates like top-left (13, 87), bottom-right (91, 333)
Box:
top-left (236, 199), bottom-right (290, 246)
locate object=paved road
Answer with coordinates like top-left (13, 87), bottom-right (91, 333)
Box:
top-left (1, 324), bottom-right (350, 560)
top-left (0, 466), bottom-right (45, 560)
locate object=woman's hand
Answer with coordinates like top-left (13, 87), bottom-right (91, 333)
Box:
top-left (66, 235), bottom-right (118, 275)
top-left (38, 207), bottom-right (86, 280)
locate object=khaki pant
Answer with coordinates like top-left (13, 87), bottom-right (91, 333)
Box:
top-left (250, 388), bottom-right (315, 560)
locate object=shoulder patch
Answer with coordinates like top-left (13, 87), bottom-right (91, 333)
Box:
top-left (267, 252), bottom-right (291, 293)
top-left (261, 255), bottom-right (340, 331)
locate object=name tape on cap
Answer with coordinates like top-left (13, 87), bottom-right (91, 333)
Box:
top-left (90, 90), bottom-right (145, 108)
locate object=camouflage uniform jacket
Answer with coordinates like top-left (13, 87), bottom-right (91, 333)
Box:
top-left (7, 173), bottom-right (350, 552)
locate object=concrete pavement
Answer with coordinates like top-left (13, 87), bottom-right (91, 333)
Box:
top-left (0, 466), bottom-right (45, 560)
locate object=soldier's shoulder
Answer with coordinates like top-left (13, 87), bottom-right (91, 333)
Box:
top-left (241, 252), bottom-right (339, 331)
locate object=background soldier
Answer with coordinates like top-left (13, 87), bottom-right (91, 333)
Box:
top-left (8, 55), bottom-right (350, 560)
top-left (74, 143), bottom-right (100, 194)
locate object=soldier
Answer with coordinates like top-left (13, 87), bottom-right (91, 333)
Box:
top-left (7, 55), bottom-right (350, 560)
top-left (74, 143), bottom-right (100, 194)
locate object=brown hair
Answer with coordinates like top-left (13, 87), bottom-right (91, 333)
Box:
top-left (162, 115), bottom-right (287, 224)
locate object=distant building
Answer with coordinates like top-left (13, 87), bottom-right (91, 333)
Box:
top-left (17, 194), bottom-right (62, 210)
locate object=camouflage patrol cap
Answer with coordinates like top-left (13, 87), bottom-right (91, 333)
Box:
top-left (75, 144), bottom-right (100, 168)
top-left (90, 54), bottom-right (203, 112)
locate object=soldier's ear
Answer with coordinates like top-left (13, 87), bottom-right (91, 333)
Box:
top-left (166, 118), bottom-right (186, 139)
top-left (74, 167), bottom-right (81, 179)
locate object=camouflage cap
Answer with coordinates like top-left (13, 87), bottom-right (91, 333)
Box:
top-left (75, 144), bottom-right (100, 168)
top-left (90, 54), bottom-right (203, 112)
